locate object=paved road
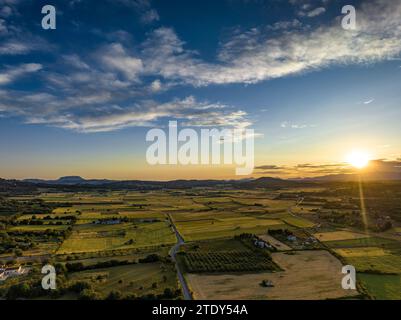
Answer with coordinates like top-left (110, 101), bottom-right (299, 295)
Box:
top-left (167, 214), bottom-right (192, 300)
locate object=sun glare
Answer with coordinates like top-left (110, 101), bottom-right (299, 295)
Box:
top-left (346, 151), bottom-right (370, 169)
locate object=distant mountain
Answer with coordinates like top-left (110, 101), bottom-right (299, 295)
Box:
top-left (18, 175), bottom-right (300, 189)
top-left (0, 172), bottom-right (401, 192)
top-left (241, 177), bottom-right (303, 188)
top-left (57, 176), bottom-right (87, 184)
top-left (0, 178), bottom-right (37, 194)
top-left (23, 176), bottom-right (116, 185)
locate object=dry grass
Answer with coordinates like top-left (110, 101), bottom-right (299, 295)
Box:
top-left (334, 247), bottom-right (387, 257)
top-left (313, 230), bottom-right (370, 242)
top-left (187, 250), bottom-right (359, 300)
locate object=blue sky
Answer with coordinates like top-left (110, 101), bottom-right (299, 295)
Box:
top-left (0, 0), bottom-right (400, 179)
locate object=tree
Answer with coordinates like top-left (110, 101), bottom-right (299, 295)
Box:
top-left (6, 283), bottom-right (31, 300)
top-left (79, 289), bottom-right (101, 300)
top-left (162, 288), bottom-right (175, 299)
top-left (69, 281), bottom-right (91, 293)
top-left (106, 290), bottom-right (122, 300)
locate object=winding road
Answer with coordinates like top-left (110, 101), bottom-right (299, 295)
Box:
top-left (167, 214), bottom-right (192, 300)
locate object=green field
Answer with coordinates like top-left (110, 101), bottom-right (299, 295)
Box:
top-left (179, 237), bottom-right (280, 273)
top-left (9, 225), bottom-right (69, 231)
top-left (58, 221), bottom-right (176, 254)
top-left (281, 215), bottom-right (315, 228)
top-left (69, 262), bottom-right (179, 298)
top-left (174, 215), bottom-right (286, 241)
top-left (359, 274), bottom-right (401, 300)
top-left (342, 254), bottom-right (401, 274)
top-left (324, 237), bottom-right (399, 249)
top-left (183, 251), bottom-right (276, 273)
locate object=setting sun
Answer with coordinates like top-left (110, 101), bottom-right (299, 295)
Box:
top-left (346, 151), bottom-right (370, 169)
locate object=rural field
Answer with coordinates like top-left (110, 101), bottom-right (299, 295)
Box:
top-left (187, 251), bottom-right (359, 300)
top-left (68, 262), bottom-right (179, 299)
top-left (1, 181), bottom-right (401, 300)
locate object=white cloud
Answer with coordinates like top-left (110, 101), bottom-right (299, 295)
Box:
top-left (150, 79), bottom-right (162, 92)
top-left (281, 121), bottom-right (315, 129)
top-left (0, 40), bottom-right (30, 55)
top-left (0, 63), bottom-right (42, 85)
top-left (140, 0), bottom-right (401, 86)
top-left (0, 87), bottom-right (252, 133)
top-left (266, 19), bottom-right (302, 31)
top-left (300, 7), bottom-right (326, 18)
top-left (62, 54), bottom-right (90, 70)
top-left (97, 43), bottom-right (143, 81)
top-left (0, 35), bottom-right (53, 55)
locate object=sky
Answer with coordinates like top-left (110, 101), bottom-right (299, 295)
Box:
top-left (0, 0), bottom-right (400, 180)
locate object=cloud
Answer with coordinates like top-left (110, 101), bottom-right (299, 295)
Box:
top-left (62, 54), bottom-right (90, 70)
top-left (0, 0), bottom-right (53, 55)
top-left (141, 9), bottom-right (159, 24)
top-left (363, 99), bottom-right (375, 105)
top-left (112, 0), bottom-right (160, 24)
top-left (254, 161), bottom-right (352, 177)
top-left (369, 159), bottom-right (401, 173)
top-left (0, 89), bottom-right (252, 133)
top-left (0, 0), bottom-right (19, 17)
top-left (299, 7), bottom-right (326, 18)
top-left (0, 63), bottom-right (42, 86)
top-left (254, 159), bottom-right (401, 178)
top-left (280, 121), bottom-right (315, 129)
top-left (150, 79), bottom-right (162, 92)
top-left (0, 31), bottom-right (53, 55)
top-left (96, 43), bottom-right (143, 81)
top-left (139, 1), bottom-right (401, 86)
top-left (0, 40), bottom-right (31, 55)
top-left (56, 97), bottom-right (251, 133)
top-left (0, 19), bottom-right (7, 34)
top-left (296, 163), bottom-right (347, 169)
top-left (255, 165), bottom-right (285, 170)
top-left (266, 19), bottom-right (302, 31)
top-left (0, 6), bottom-right (13, 17)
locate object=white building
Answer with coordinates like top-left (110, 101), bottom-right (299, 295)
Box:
top-left (0, 265), bottom-right (24, 281)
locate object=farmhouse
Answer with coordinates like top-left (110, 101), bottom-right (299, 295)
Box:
top-left (254, 239), bottom-right (273, 249)
top-left (287, 235), bottom-right (297, 242)
top-left (0, 265), bottom-right (25, 281)
top-left (306, 236), bottom-right (317, 243)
